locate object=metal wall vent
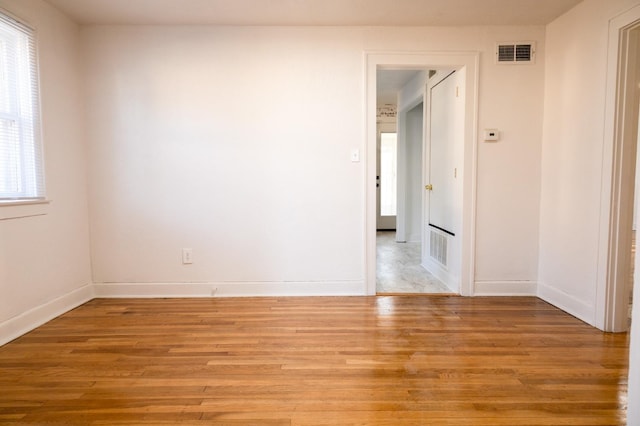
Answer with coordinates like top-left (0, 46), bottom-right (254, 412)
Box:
top-left (429, 230), bottom-right (448, 267)
top-left (496, 42), bottom-right (535, 64)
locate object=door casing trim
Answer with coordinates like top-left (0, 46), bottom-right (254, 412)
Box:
top-left (596, 5), bottom-right (640, 332)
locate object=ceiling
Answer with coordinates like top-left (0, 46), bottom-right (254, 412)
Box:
top-left (377, 70), bottom-right (422, 105)
top-left (44, 0), bottom-right (583, 26)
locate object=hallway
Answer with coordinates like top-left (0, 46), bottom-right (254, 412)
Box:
top-left (376, 231), bottom-right (453, 294)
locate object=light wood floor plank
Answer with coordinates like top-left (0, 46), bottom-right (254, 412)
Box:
top-left (0, 296), bottom-right (629, 425)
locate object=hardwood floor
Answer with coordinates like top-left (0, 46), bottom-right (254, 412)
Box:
top-left (0, 296), bottom-right (630, 425)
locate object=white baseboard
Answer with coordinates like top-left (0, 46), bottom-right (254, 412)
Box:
top-left (474, 280), bottom-right (538, 296)
top-left (93, 280), bottom-right (366, 298)
top-left (94, 282), bottom-right (217, 298)
top-left (0, 283), bottom-right (94, 346)
top-left (537, 281), bottom-right (595, 326)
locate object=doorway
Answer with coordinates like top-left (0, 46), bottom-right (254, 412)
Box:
top-left (376, 123), bottom-right (397, 231)
top-left (598, 17), bottom-right (640, 333)
top-left (365, 52), bottom-right (479, 296)
top-left (376, 70), bottom-right (444, 293)
top-left (375, 69), bottom-right (460, 294)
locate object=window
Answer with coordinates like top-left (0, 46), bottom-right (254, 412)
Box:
top-left (0, 11), bottom-right (43, 202)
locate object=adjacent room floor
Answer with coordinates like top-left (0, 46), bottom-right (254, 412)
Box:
top-left (376, 230), bottom-right (453, 294)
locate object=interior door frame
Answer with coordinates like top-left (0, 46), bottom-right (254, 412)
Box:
top-left (597, 5), bottom-right (640, 332)
top-left (364, 51), bottom-right (479, 296)
top-left (598, 6), bottom-right (640, 424)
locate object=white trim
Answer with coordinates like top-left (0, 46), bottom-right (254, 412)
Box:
top-left (0, 284), bottom-right (93, 346)
top-left (537, 281), bottom-right (595, 326)
top-left (596, 4), bottom-right (640, 333)
top-left (0, 199), bottom-right (50, 220)
top-left (0, 198), bottom-right (49, 206)
top-left (93, 281), bottom-right (365, 298)
top-left (474, 281), bottom-right (537, 296)
top-left (365, 51), bottom-right (479, 296)
top-left (0, 7), bottom-right (36, 32)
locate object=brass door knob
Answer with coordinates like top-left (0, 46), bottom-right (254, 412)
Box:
top-left (425, 184), bottom-right (433, 191)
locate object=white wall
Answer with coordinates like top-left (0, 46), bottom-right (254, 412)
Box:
top-left (397, 70), bottom-right (426, 243)
top-left (82, 25), bottom-right (545, 296)
top-left (539, 0), bottom-right (640, 324)
top-left (83, 27), bottom-right (365, 296)
top-left (0, 0), bottom-right (92, 344)
top-left (473, 29), bottom-right (544, 292)
top-left (404, 102), bottom-right (423, 243)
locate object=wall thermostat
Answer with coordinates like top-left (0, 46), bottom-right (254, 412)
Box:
top-left (484, 129), bottom-right (500, 142)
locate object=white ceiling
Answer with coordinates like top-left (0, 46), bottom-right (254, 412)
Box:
top-left (44, 0), bottom-right (583, 26)
top-left (377, 70), bottom-right (422, 105)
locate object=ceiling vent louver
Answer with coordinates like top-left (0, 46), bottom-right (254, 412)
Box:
top-left (496, 42), bottom-right (535, 64)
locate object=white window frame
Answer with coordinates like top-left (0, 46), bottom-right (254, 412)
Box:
top-left (0, 9), bottom-right (45, 207)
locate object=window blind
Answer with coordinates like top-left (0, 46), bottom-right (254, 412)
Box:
top-left (0, 11), bottom-right (44, 201)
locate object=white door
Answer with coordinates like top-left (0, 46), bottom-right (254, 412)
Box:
top-left (422, 70), bottom-right (464, 292)
top-left (377, 123), bottom-right (397, 230)
top-left (429, 72), bottom-right (458, 234)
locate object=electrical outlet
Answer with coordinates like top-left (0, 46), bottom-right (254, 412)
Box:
top-left (182, 248), bottom-right (193, 264)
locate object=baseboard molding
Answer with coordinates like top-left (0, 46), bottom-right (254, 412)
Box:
top-left (0, 283), bottom-right (94, 346)
top-left (474, 280), bottom-right (537, 296)
top-left (537, 281), bottom-right (595, 326)
top-left (93, 281), bottom-right (366, 298)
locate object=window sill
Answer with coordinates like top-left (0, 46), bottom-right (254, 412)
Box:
top-left (0, 199), bottom-right (51, 220)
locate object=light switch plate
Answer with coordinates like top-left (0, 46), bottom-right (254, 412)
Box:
top-left (182, 248), bottom-right (193, 264)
